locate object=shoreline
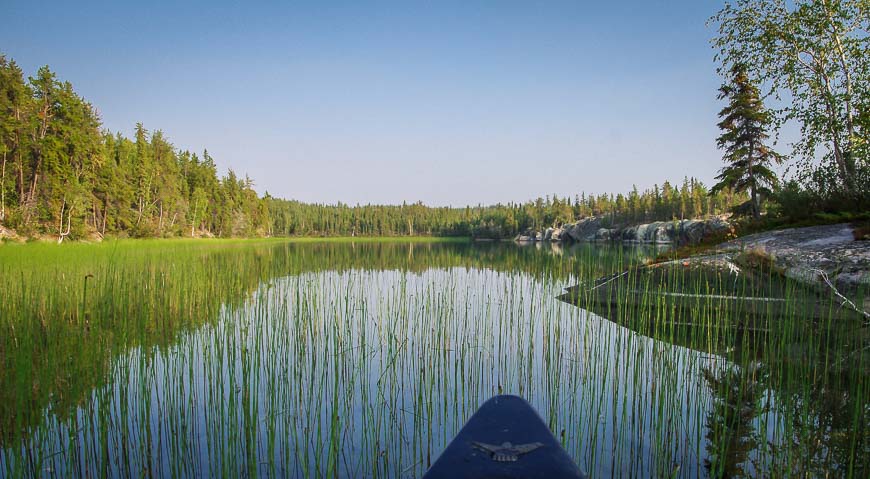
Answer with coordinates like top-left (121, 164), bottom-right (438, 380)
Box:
top-left (0, 234), bottom-right (474, 247)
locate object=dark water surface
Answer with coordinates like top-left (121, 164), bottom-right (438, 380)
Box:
top-left (0, 240), bottom-right (866, 477)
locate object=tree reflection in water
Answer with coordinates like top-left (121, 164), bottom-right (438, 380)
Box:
top-left (702, 362), bottom-right (767, 478)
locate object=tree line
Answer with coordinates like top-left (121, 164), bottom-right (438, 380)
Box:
top-left (268, 0), bottom-right (870, 238)
top-left (1, 54), bottom-right (744, 242)
top-left (267, 180), bottom-right (742, 240)
top-left (468, 180), bottom-right (744, 239)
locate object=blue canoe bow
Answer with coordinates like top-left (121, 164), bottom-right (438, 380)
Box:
top-left (424, 395), bottom-right (586, 478)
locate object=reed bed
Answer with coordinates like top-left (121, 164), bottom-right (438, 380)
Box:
top-left (0, 239), bottom-right (865, 478)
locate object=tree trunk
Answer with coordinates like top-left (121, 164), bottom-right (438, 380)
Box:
top-left (0, 151), bottom-right (6, 223)
top-left (136, 201), bottom-right (143, 226)
top-left (101, 196), bottom-right (108, 237)
top-left (818, 66), bottom-right (853, 191)
top-left (191, 203), bottom-right (198, 237)
top-left (748, 141), bottom-right (759, 220)
top-left (28, 171), bottom-right (39, 205)
top-left (822, 0), bottom-right (855, 143)
top-left (16, 149), bottom-right (25, 217)
top-left (57, 200), bottom-right (71, 244)
top-left (27, 101), bottom-right (50, 222)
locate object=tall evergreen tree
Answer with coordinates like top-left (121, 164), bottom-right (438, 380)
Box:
top-left (711, 64), bottom-right (782, 219)
top-left (0, 56), bottom-right (29, 223)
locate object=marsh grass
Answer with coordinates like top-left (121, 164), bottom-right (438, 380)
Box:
top-left (0, 239), bottom-right (866, 477)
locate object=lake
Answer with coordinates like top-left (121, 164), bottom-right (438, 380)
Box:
top-left (0, 239), bottom-right (866, 477)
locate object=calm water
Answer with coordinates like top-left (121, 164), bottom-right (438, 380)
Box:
top-left (0, 240), bottom-right (866, 477)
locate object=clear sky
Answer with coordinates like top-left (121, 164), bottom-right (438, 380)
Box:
top-left (2, 1), bottom-right (728, 206)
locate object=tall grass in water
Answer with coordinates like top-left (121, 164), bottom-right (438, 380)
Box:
top-left (0, 239), bottom-right (866, 477)
top-left (572, 255), bottom-right (868, 477)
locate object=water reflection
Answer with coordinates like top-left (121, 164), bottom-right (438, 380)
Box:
top-left (559, 258), bottom-right (868, 477)
top-left (701, 362), bottom-right (767, 478)
top-left (0, 240), bottom-right (865, 477)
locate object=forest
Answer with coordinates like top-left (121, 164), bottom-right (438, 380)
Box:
top-left (0, 55), bottom-right (745, 242)
top-left (0, 57), bottom-right (269, 241)
top-left (3, 0), bottom-right (869, 245)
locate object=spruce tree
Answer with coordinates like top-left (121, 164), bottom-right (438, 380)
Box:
top-left (711, 64), bottom-right (781, 219)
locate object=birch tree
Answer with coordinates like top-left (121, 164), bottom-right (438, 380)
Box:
top-left (712, 0), bottom-right (869, 194)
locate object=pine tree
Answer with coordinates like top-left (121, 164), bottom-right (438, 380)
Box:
top-left (0, 56), bottom-right (29, 223)
top-left (711, 64), bottom-right (782, 219)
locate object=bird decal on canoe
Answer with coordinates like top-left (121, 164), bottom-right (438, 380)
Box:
top-left (471, 441), bottom-right (545, 462)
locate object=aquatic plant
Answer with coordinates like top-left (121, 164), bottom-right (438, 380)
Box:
top-left (0, 239), bottom-right (865, 477)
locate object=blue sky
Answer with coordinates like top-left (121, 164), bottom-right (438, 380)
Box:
top-left (3, 1), bottom-right (728, 206)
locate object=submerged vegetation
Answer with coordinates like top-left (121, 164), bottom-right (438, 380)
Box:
top-left (0, 240), bottom-right (866, 477)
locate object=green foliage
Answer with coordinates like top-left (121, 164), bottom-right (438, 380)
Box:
top-left (712, 0), bottom-right (869, 199)
top-left (770, 180), bottom-right (816, 221)
top-left (0, 54), bottom-right (747, 242)
top-left (771, 178), bottom-right (870, 221)
top-left (0, 55), bottom-right (269, 240)
top-left (265, 179), bottom-right (743, 240)
top-left (711, 64), bottom-right (783, 218)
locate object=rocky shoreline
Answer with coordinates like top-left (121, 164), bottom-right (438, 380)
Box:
top-left (717, 223), bottom-right (869, 305)
top-left (555, 220), bottom-right (869, 311)
top-left (516, 216), bottom-right (731, 246)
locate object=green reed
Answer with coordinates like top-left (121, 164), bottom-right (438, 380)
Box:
top-left (0, 239), bottom-right (866, 477)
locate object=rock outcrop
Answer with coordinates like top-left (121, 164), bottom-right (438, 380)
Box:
top-left (562, 217), bottom-right (604, 242)
top-left (718, 223), bottom-right (869, 299)
top-left (557, 221), bottom-right (868, 316)
top-left (518, 216), bottom-right (731, 246)
top-left (618, 217), bottom-right (731, 244)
